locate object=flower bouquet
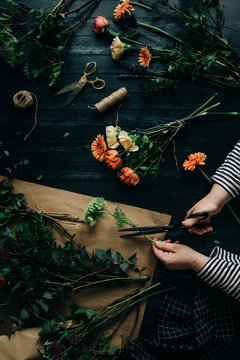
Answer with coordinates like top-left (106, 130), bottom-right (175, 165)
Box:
top-left (91, 94), bottom-right (240, 186)
top-left (93, 0), bottom-right (240, 93)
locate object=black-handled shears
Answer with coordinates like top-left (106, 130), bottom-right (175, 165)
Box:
top-left (118, 212), bottom-right (209, 238)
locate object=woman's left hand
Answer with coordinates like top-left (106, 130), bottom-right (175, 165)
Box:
top-left (152, 240), bottom-right (210, 272)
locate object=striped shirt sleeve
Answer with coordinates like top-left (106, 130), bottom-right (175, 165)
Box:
top-left (211, 140), bottom-right (240, 198)
top-left (197, 246), bottom-right (240, 301)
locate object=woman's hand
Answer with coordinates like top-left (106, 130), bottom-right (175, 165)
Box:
top-left (152, 240), bottom-right (210, 272)
top-left (182, 183), bottom-right (232, 235)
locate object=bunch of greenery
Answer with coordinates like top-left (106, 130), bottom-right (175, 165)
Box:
top-left (105, 0), bottom-right (240, 93)
top-left (0, 0), bottom-right (101, 86)
top-left (0, 180), bottom-right (150, 331)
top-left (38, 282), bottom-right (173, 360)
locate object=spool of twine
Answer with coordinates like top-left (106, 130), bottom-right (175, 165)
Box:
top-left (12, 90), bottom-right (38, 141)
top-left (90, 87), bottom-right (128, 113)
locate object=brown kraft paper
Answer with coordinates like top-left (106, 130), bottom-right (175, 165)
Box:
top-left (0, 178), bottom-right (171, 360)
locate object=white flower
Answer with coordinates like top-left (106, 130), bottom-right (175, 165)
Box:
top-left (106, 125), bottom-right (120, 149)
top-left (110, 36), bottom-right (124, 60)
top-left (118, 130), bottom-right (139, 152)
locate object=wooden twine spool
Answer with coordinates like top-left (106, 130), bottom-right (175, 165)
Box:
top-left (91, 87), bottom-right (128, 113)
top-left (13, 90), bottom-right (38, 141)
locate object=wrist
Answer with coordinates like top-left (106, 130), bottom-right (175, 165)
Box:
top-left (208, 183), bottom-right (232, 208)
top-left (190, 251), bottom-right (210, 273)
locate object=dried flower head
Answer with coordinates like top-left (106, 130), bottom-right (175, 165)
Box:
top-left (139, 46), bottom-right (151, 68)
top-left (120, 167), bottom-right (140, 186)
top-left (91, 135), bottom-right (107, 162)
top-left (85, 197), bottom-right (106, 226)
top-left (110, 36), bottom-right (132, 60)
top-left (110, 36), bottom-right (124, 60)
top-left (183, 152), bottom-right (207, 171)
top-left (105, 150), bottom-right (122, 170)
top-left (114, 0), bottom-right (135, 21)
top-left (118, 131), bottom-right (139, 152)
top-left (106, 125), bottom-right (120, 149)
top-left (93, 16), bottom-right (109, 33)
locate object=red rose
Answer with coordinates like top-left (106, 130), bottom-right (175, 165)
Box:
top-left (93, 16), bottom-right (109, 34)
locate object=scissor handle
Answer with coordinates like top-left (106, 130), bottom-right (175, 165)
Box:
top-left (84, 61), bottom-right (97, 76)
top-left (187, 212), bottom-right (209, 220)
top-left (88, 77), bottom-right (105, 90)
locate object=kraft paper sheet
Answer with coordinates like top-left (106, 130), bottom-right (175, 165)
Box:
top-left (0, 178), bottom-right (171, 360)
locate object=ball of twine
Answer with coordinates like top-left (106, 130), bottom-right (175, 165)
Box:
top-left (12, 90), bottom-right (39, 140)
top-left (13, 90), bottom-right (34, 110)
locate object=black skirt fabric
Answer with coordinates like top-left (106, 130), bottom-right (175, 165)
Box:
top-left (114, 285), bottom-right (235, 360)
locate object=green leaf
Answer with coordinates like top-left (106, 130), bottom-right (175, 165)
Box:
top-left (75, 308), bottom-right (86, 314)
top-left (63, 132), bottom-right (71, 139)
top-left (58, 45), bottom-right (64, 52)
top-left (11, 281), bottom-right (21, 293)
top-left (20, 308), bottom-right (30, 320)
top-left (95, 248), bottom-right (106, 259)
top-left (128, 253), bottom-right (137, 264)
top-left (43, 291), bottom-right (53, 300)
top-left (36, 174), bottom-right (43, 181)
top-left (140, 166), bottom-right (148, 171)
top-left (86, 308), bottom-right (95, 319)
top-left (37, 299), bottom-right (49, 313)
top-left (119, 260), bottom-right (128, 272)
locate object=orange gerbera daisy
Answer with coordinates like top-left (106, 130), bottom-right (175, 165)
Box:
top-left (120, 167), bottom-right (140, 186)
top-left (105, 150), bottom-right (122, 170)
top-left (91, 134), bottom-right (107, 162)
top-left (183, 152), bottom-right (207, 171)
top-left (139, 46), bottom-right (151, 68)
top-left (114, 0), bottom-right (135, 21)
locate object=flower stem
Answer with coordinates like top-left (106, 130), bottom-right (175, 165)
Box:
top-left (226, 204), bottom-right (240, 225)
top-left (130, 1), bottom-right (152, 11)
top-left (73, 275), bottom-right (149, 291)
top-left (198, 167), bottom-right (240, 225)
top-left (137, 21), bottom-right (189, 47)
top-left (185, 93), bottom-right (218, 119)
top-left (101, 210), bottom-right (155, 243)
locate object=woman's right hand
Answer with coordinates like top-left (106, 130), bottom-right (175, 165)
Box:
top-left (182, 183), bottom-right (232, 235)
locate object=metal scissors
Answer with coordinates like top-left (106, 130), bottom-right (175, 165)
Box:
top-left (55, 61), bottom-right (105, 107)
top-left (118, 212), bottom-right (210, 237)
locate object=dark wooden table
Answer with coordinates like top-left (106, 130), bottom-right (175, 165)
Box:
top-left (1, 0), bottom-right (239, 356)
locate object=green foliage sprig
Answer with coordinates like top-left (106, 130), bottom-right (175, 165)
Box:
top-left (85, 197), bottom-right (155, 242)
top-left (0, 181), bottom-right (149, 331)
top-left (0, 0), bottom-right (101, 86)
top-left (38, 282), bottom-right (175, 360)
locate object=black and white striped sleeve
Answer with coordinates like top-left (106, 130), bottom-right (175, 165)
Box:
top-left (211, 140), bottom-right (240, 198)
top-left (197, 246), bottom-right (240, 301)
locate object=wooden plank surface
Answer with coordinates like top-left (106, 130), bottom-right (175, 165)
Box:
top-left (0, 0), bottom-right (240, 352)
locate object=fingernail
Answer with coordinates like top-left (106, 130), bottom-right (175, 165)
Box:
top-left (156, 241), bottom-right (162, 247)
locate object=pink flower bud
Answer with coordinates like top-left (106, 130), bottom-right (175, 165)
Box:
top-left (93, 16), bottom-right (109, 34)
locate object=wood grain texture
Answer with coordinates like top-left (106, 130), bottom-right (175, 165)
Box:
top-left (0, 0), bottom-right (240, 349)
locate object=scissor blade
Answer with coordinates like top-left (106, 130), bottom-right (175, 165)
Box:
top-left (120, 229), bottom-right (168, 237)
top-left (118, 225), bottom-right (174, 232)
top-left (119, 223), bottom-right (211, 237)
top-left (64, 84), bottom-right (83, 107)
top-left (55, 81), bottom-right (78, 96)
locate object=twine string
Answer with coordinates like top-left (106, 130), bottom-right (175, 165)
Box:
top-left (89, 87), bottom-right (128, 113)
top-left (12, 90), bottom-right (39, 141)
